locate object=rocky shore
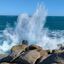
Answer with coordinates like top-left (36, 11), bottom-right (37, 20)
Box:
top-left (0, 40), bottom-right (64, 64)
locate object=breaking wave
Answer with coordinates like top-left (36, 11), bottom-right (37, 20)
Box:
top-left (0, 4), bottom-right (64, 54)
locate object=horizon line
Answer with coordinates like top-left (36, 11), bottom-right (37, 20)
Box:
top-left (0, 15), bottom-right (64, 16)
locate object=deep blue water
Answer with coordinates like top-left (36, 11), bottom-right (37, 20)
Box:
top-left (0, 16), bottom-right (64, 30)
top-left (0, 15), bottom-right (17, 30)
top-left (45, 16), bottom-right (64, 30)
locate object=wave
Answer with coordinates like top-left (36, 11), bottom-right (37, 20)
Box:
top-left (0, 4), bottom-right (64, 54)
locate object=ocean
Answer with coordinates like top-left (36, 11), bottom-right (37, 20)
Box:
top-left (0, 5), bottom-right (64, 54)
top-left (0, 16), bottom-right (17, 30)
top-left (0, 16), bottom-right (64, 53)
top-left (45, 16), bottom-right (64, 30)
top-left (0, 16), bottom-right (64, 30)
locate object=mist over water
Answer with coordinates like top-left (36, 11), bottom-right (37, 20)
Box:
top-left (0, 4), bottom-right (64, 54)
top-left (15, 4), bottom-right (47, 44)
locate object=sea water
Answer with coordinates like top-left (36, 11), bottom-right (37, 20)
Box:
top-left (0, 4), bottom-right (64, 54)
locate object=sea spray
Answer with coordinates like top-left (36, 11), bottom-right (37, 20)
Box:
top-left (0, 26), bottom-right (19, 54)
top-left (15, 4), bottom-right (47, 44)
top-left (37, 29), bottom-right (64, 50)
top-left (0, 4), bottom-right (64, 54)
top-left (0, 4), bottom-right (47, 53)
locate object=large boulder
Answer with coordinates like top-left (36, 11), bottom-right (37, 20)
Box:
top-left (10, 44), bottom-right (28, 58)
top-left (0, 44), bottom-right (28, 63)
top-left (20, 50), bottom-right (41, 64)
top-left (0, 44), bottom-right (48, 64)
top-left (11, 45), bottom-right (48, 64)
top-left (25, 45), bottom-right (48, 57)
top-left (25, 45), bottom-right (48, 64)
top-left (10, 40), bottom-right (28, 58)
top-left (39, 52), bottom-right (64, 64)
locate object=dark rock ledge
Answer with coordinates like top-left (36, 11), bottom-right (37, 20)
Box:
top-left (0, 40), bottom-right (64, 64)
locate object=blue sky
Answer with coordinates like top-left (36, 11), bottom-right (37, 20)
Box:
top-left (0, 0), bottom-right (64, 16)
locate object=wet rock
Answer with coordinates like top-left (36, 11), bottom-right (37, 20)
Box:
top-left (0, 62), bottom-right (10, 64)
top-left (2, 44), bottom-right (64, 64)
top-left (0, 62), bottom-right (16, 64)
top-left (0, 43), bottom-right (28, 63)
top-left (10, 45), bottom-right (42, 64)
top-left (11, 45), bottom-right (48, 64)
top-left (20, 50), bottom-right (41, 64)
top-left (10, 44), bottom-right (28, 58)
top-left (10, 40), bottom-right (28, 59)
top-left (39, 52), bottom-right (64, 64)
top-left (25, 45), bottom-right (43, 51)
top-left (22, 40), bottom-right (28, 45)
top-left (25, 45), bottom-right (48, 57)
top-left (11, 50), bottom-right (40, 64)
top-left (0, 55), bottom-right (12, 63)
top-left (52, 62), bottom-right (64, 64)
top-left (0, 54), bottom-right (8, 59)
top-left (25, 45), bottom-right (48, 64)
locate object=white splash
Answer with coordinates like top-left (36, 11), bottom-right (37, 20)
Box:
top-left (15, 4), bottom-right (47, 44)
top-left (0, 4), bottom-right (64, 54)
top-left (0, 27), bottom-right (19, 53)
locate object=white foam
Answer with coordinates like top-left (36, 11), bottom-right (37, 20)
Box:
top-left (0, 4), bottom-right (64, 53)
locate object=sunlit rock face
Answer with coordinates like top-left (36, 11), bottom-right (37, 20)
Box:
top-left (11, 44), bottom-right (28, 58)
top-left (0, 44), bottom-right (64, 64)
top-left (10, 44), bottom-right (48, 64)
